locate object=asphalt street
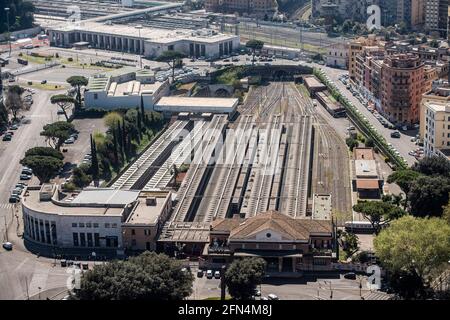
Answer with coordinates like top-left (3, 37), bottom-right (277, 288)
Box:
top-left (0, 88), bottom-right (61, 242)
top-left (314, 64), bottom-right (418, 166)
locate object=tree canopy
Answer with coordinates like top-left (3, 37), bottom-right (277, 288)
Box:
top-left (20, 155), bottom-right (63, 183)
top-left (103, 112), bottom-right (123, 132)
top-left (408, 175), bottom-right (450, 217)
top-left (74, 252), bottom-right (193, 300)
top-left (245, 40), bottom-right (264, 51)
top-left (41, 121), bottom-right (75, 150)
top-left (25, 147), bottom-right (64, 160)
top-left (353, 201), bottom-right (406, 234)
top-left (224, 258), bottom-right (266, 300)
top-left (51, 94), bottom-right (76, 121)
top-left (0, 1), bottom-right (35, 34)
top-left (374, 216), bottom-right (450, 282)
top-left (66, 76), bottom-right (88, 110)
top-left (387, 169), bottom-right (421, 196)
top-left (412, 156), bottom-right (450, 178)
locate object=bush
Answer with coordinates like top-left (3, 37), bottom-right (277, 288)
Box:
top-left (68, 57), bottom-right (73, 62)
top-left (28, 81), bottom-right (33, 85)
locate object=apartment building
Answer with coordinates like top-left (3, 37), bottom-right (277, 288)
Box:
top-left (421, 82), bottom-right (450, 161)
top-left (349, 36), bottom-right (382, 81)
top-left (205, 0), bottom-right (278, 18)
top-left (425, 0), bottom-right (448, 37)
top-left (381, 54), bottom-right (426, 125)
top-left (326, 42), bottom-right (349, 69)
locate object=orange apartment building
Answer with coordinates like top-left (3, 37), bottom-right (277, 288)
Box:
top-left (381, 54), bottom-right (427, 125)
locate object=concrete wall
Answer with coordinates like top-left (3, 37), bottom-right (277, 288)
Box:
top-left (22, 204), bottom-right (123, 251)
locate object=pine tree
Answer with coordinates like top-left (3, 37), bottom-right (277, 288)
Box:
top-left (90, 134), bottom-right (99, 186)
top-left (140, 95), bottom-right (146, 127)
top-left (112, 127), bottom-right (119, 166)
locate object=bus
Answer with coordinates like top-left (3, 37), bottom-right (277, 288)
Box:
top-left (344, 221), bottom-right (383, 234)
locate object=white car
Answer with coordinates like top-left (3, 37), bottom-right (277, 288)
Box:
top-left (214, 270), bottom-right (221, 279)
top-left (206, 270), bottom-right (213, 279)
top-left (267, 293), bottom-right (279, 300)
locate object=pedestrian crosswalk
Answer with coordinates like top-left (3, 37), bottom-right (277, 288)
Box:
top-left (362, 291), bottom-right (393, 300)
top-left (0, 203), bottom-right (15, 210)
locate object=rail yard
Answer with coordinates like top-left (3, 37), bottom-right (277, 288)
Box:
top-left (103, 81), bottom-right (353, 249)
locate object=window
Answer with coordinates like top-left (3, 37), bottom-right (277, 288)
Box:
top-left (72, 223), bottom-right (77, 228)
top-left (93, 223), bottom-right (99, 228)
top-left (73, 233), bottom-right (79, 246)
top-left (111, 223), bottom-right (117, 228)
top-left (94, 93), bottom-right (98, 100)
top-left (87, 233), bottom-right (93, 247)
top-left (131, 239), bottom-right (137, 246)
top-left (131, 229), bottom-right (136, 235)
top-left (79, 223), bottom-right (85, 228)
top-left (94, 233), bottom-right (100, 247)
top-left (80, 233), bottom-right (86, 247)
top-left (105, 223), bottom-right (110, 228)
top-left (86, 223), bottom-right (92, 228)
top-left (144, 229), bottom-right (150, 236)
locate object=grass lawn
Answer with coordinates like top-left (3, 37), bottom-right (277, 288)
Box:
top-left (19, 81), bottom-right (68, 91)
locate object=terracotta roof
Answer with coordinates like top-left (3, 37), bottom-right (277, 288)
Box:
top-left (227, 211), bottom-right (332, 241)
top-left (356, 179), bottom-right (380, 190)
top-left (210, 218), bottom-right (242, 232)
top-left (354, 148), bottom-right (375, 160)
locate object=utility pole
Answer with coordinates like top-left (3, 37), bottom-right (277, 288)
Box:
top-left (3, 216), bottom-right (8, 242)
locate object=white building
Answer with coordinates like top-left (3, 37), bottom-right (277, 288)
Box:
top-left (154, 96), bottom-right (239, 116)
top-left (84, 67), bottom-right (169, 110)
top-left (47, 22), bottom-right (240, 59)
top-left (22, 184), bottom-right (140, 257)
top-left (326, 42), bottom-right (349, 69)
top-left (423, 100), bottom-right (450, 161)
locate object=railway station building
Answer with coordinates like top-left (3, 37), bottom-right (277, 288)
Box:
top-left (202, 211), bottom-right (336, 273)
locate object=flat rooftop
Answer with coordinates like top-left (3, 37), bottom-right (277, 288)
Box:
top-left (355, 160), bottom-right (378, 178)
top-left (304, 76), bottom-right (326, 89)
top-left (156, 97), bottom-right (238, 109)
top-left (49, 21), bottom-right (235, 44)
top-left (71, 188), bottom-right (140, 205)
top-left (125, 193), bottom-right (170, 225)
top-left (354, 148), bottom-right (375, 160)
top-left (22, 188), bottom-right (126, 216)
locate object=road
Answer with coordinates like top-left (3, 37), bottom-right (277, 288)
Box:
top-left (312, 64), bottom-right (418, 166)
top-left (191, 272), bottom-right (388, 300)
top-left (0, 88), bottom-right (62, 243)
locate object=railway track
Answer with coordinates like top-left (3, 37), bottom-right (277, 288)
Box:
top-left (171, 115), bottom-right (228, 223)
top-left (194, 115), bottom-right (255, 223)
top-left (143, 120), bottom-right (208, 190)
top-left (111, 120), bottom-right (189, 190)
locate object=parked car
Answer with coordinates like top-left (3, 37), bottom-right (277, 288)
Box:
top-left (267, 294), bottom-right (279, 300)
top-left (9, 195), bottom-right (20, 203)
top-left (10, 124), bottom-right (18, 130)
top-left (64, 137), bottom-right (75, 144)
top-left (260, 296), bottom-right (269, 301)
top-left (344, 272), bottom-right (357, 280)
top-left (22, 168), bottom-right (32, 175)
top-left (206, 270), bottom-right (213, 279)
top-left (20, 174), bottom-right (32, 180)
top-left (2, 242), bottom-right (13, 250)
top-left (2, 134), bottom-right (12, 141)
top-left (390, 131), bottom-right (401, 138)
top-left (214, 270), bottom-right (221, 279)
top-left (197, 270), bottom-right (204, 278)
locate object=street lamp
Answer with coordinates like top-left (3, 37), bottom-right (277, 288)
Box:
top-left (135, 25), bottom-right (143, 69)
top-left (4, 7), bottom-right (11, 57)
